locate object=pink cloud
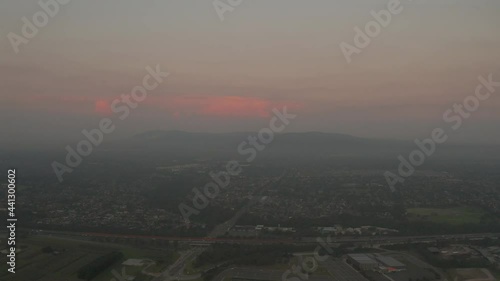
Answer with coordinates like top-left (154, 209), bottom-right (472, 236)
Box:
top-left (94, 99), bottom-right (112, 116)
top-left (197, 96), bottom-right (271, 117)
top-left (149, 95), bottom-right (301, 119)
top-left (6, 93), bottom-right (303, 120)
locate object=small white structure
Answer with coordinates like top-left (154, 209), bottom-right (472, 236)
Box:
top-left (122, 259), bottom-right (145, 267)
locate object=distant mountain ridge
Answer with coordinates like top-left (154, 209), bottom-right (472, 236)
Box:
top-left (98, 130), bottom-right (402, 159)
top-left (106, 130), bottom-right (500, 161)
top-left (133, 130), bottom-right (365, 141)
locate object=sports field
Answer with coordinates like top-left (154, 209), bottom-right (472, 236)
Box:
top-left (407, 207), bottom-right (486, 225)
top-left (447, 268), bottom-right (496, 281)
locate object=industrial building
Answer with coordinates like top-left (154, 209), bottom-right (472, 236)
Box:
top-left (346, 254), bottom-right (378, 271)
top-left (373, 254), bottom-right (406, 270)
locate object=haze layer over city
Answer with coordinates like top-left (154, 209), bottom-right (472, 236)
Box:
top-left (1, 1), bottom-right (499, 281)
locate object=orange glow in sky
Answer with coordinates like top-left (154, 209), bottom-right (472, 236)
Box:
top-left (94, 99), bottom-right (112, 116)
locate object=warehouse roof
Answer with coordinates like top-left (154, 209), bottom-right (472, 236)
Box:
top-left (374, 255), bottom-right (405, 268)
top-left (347, 254), bottom-right (377, 264)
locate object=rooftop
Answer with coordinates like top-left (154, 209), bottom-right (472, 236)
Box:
top-left (347, 254), bottom-right (377, 264)
top-left (374, 255), bottom-right (405, 268)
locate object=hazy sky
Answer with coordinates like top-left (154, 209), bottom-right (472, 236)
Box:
top-left (1, 0), bottom-right (500, 147)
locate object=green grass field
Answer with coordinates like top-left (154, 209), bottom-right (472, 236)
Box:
top-left (0, 235), bottom-right (178, 281)
top-left (407, 206), bottom-right (486, 225)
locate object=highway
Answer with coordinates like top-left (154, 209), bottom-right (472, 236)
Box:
top-left (152, 249), bottom-right (203, 281)
top-left (26, 230), bottom-right (500, 246)
top-left (150, 173), bottom-right (286, 281)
